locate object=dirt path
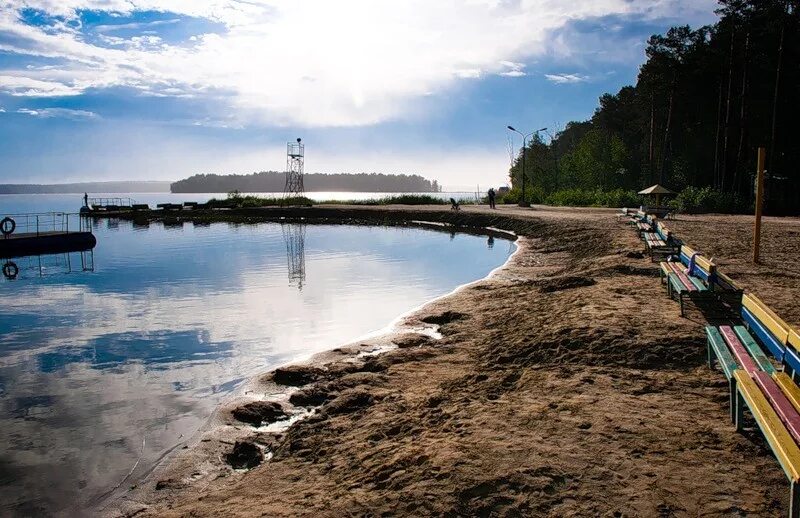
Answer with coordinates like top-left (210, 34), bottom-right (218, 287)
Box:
top-left (110, 206), bottom-right (799, 517)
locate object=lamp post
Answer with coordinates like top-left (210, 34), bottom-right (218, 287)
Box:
top-left (507, 126), bottom-right (547, 207)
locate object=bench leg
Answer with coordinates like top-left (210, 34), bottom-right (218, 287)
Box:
top-left (729, 377), bottom-right (737, 424)
top-left (735, 389), bottom-right (745, 432)
top-left (680, 294), bottom-right (685, 317)
top-left (791, 480), bottom-right (800, 518)
top-left (707, 339), bottom-right (714, 369)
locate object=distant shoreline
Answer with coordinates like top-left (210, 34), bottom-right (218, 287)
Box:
top-left (0, 181), bottom-right (172, 194)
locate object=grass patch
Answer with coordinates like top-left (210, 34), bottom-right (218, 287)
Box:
top-left (322, 194), bottom-right (454, 205)
top-left (205, 192), bottom-right (314, 208)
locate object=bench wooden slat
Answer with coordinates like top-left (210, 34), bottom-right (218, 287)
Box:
top-left (674, 269), bottom-right (701, 292)
top-left (790, 329), bottom-right (800, 352)
top-left (680, 245), bottom-right (715, 274)
top-left (743, 306), bottom-right (787, 361)
top-left (744, 294), bottom-right (791, 346)
top-left (706, 326), bottom-right (739, 379)
top-left (752, 294), bottom-right (794, 332)
top-left (734, 370), bottom-right (800, 482)
top-left (689, 276), bottom-right (707, 291)
top-left (775, 372), bottom-right (800, 416)
top-left (668, 272), bottom-right (696, 293)
top-left (667, 273), bottom-right (686, 295)
top-left (721, 326), bottom-right (760, 375)
top-left (716, 271), bottom-right (742, 292)
top-left (754, 371), bottom-right (800, 446)
top-left (661, 262), bottom-right (681, 276)
top-left (785, 348), bottom-right (800, 378)
top-left (734, 326), bottom-right (777, 375)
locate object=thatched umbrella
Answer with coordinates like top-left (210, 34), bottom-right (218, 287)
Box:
top-left (638, 184), bottom-right (675, 207)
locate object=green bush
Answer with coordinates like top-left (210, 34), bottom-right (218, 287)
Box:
top-left (324, 194), bottom-right (449, 205)
top-left (542, 188), bottom-right (640, 208)
top-left (668, 186), bottom-right (750, 214)
top-left (206, 194), bottom-right (313, 208)
top-left (497, 186), bottom-right (544, 205)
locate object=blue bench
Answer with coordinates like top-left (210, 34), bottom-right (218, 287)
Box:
top-left (659, 244), bottom-right (742, 316)
top-left (706, 294), bottom-right (800, 517)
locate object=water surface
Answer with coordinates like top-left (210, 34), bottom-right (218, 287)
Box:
top-left (0, 213), bottom-right (513, 516)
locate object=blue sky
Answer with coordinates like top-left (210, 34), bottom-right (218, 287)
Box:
top-left (0, 1), bottom-right (719, 189)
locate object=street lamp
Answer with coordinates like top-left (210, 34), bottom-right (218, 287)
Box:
top-left (507, 126), bottom-right (547, 207)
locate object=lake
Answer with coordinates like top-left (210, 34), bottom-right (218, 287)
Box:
top-left (1, 191), bottom-right (483, 215)
top-left (0, 195), bottom-right (514, 516)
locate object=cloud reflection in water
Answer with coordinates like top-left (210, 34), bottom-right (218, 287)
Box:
top-left (0, 221), bottom-right (513, 515)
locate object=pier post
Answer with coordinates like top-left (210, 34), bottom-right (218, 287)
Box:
top-left (753, 147), bottom-right (766, 264)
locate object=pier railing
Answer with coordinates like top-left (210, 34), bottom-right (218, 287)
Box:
top-left (88, 197), bottom-right (135, 208)
top-left (1, 212), bottom-right (92, 238)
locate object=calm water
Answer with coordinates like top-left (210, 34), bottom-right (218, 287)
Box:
top-left (0, 196), bottom-right (513, 516)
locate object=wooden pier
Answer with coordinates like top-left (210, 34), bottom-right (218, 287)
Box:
top-left (0, 213), bottom-right (96, 257)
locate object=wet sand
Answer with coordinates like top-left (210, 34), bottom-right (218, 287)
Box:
top-left (107, 205), bottom-right (800, 517)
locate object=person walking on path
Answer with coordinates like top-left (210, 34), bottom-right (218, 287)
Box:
top-left (487, 188), bottom-right (496, 209)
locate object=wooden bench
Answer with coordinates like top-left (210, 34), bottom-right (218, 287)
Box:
top-left (659, 247), bottom-right (714, 316)
top-left (659, 244), bottom-right (742, 313)
top-left (706, 297), bottom-right (800, 516)
top-left (742, 294), bottom-right (800, 379)
top-left (643, 221), bottom-right (679, 260)
top-left (733, 370), bottom-right (800, 516)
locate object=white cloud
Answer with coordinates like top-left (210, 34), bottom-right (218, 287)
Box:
top-left (93, 18), bottom-right (181, 33)
top-left (0, 75), bottom-right (84, 96)
top-left (0, 0), bottom-right (719, 127)
top-left (498, 61), bottom-right (526, 77)
top-left (544, 73), bottom-right (590, 84)
top-left (17, 107), bottom-right (99, 119)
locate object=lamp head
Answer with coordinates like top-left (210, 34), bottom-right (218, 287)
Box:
top-left (507, 126), bottom-right (516, 132)
top-left (297, 137), bottom-right (302, 143)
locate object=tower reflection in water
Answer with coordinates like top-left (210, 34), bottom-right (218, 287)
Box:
top-left (281, 222), bottom-right (306, 290)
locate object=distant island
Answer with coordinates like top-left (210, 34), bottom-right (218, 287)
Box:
top-left (171, 172), bottom-right (441, 193)
top-left (0, 181), bottom-right (172, 194)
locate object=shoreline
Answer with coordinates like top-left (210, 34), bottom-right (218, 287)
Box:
top-left (103, 213), bottom-right (522, 516)
top-left (105, 205), bottom-right (800, 517)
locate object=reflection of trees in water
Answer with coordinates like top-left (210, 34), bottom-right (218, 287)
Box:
top-left (281, 223), bottom-right (306, 290)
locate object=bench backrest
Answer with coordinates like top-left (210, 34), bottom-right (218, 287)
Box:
top-left (655, 221), bottom-right (671, 242)
top-left (715, 271), bottom-right (741, 292)
top-left (791, 330), bottom-right (800, 352)
top-left (679, 244), bottom-right (716, 282)
top-left (742, 293), bottom-right (794, 364)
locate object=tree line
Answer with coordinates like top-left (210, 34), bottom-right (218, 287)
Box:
top-left (509, 0), bottom-right (798, 214)
top-left (171, 172), bottom-right (441, 193)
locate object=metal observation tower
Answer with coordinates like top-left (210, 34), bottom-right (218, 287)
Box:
top-left (283, 138), bottom-right (305, 198)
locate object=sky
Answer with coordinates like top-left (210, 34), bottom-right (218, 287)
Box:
top-left (0, 0), bottom-right (720, 189)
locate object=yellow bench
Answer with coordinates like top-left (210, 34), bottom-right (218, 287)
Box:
top-left (743, 294), bottom-right (793, 363)
top-left (734, 370), bottom-right (800, 517)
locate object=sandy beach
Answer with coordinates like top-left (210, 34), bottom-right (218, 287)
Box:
top-left (107, 204), bottom-right (800, 517)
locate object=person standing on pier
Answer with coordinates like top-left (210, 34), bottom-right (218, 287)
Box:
top-left (83, 192), bottom-right (89, 208)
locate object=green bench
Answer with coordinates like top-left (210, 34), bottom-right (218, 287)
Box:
top-left (706, 294), bottom-right (800, 516)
